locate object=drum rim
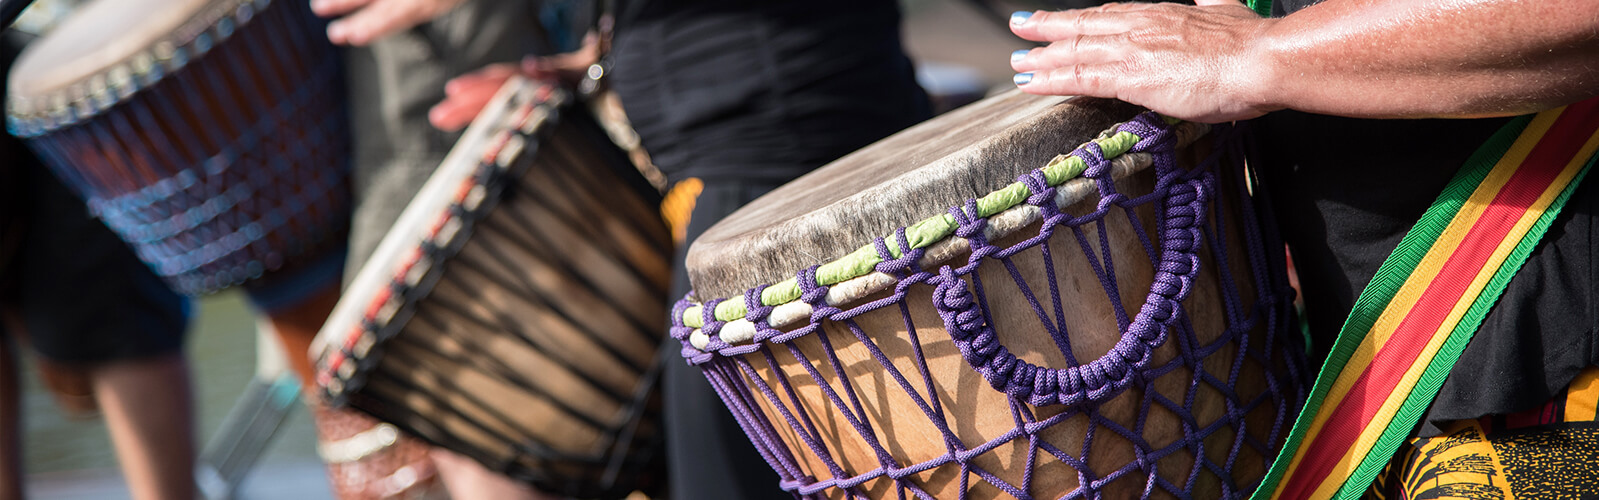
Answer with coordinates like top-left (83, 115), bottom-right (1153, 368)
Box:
top-left (5, 0), bottom-right (271, 137)
top-left (675, 116), bottom-right (1209, 352)
top-left (311, 77), bottom-right (560, 391)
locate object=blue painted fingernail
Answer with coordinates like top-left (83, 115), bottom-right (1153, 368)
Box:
top-left (1014, 73), bottom-right (1034, 86)
top-left (1011, 50), bottom-right (1030, 63)
top-left (1010, 11), bottom-right (1033, 25)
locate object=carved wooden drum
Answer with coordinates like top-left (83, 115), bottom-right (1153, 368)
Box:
top-left (673, 91), bottom-right (1310, 499)
top-left (313, 77), bottom-right (668, 498)
top-left (5, 0), bottom-right (349, 305)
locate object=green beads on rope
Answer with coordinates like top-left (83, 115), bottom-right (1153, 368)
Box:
top-left (683, 127), bottom-right (1154, 329)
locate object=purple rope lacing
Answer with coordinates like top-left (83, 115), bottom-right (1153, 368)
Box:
top-left (673, 113), bottom-right (1307, 499)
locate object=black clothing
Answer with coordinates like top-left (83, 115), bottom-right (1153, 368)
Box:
top-left (1259, 0), bottom-right (1598, 434)
top-left (611, 1), bottom-right (932, 497)
top-left (611, 0), bottom-right (931, 183)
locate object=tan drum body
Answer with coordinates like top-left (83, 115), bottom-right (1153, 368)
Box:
top-left (317, 80), bottom-right (669, 497)
top-left (681, 92), bottom-right (1303, 499)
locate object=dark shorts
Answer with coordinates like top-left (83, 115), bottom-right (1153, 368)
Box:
top-left (0, 160), bottom-right (190, 364)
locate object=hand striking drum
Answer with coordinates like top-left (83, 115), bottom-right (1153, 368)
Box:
top-left (672, 91), bottom-right (1311, 499)
top-left (313, 77), bottom-right (669, 499)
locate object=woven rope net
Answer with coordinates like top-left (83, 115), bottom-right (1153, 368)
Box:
top-left (674, 114), bottom-right (1310, 499)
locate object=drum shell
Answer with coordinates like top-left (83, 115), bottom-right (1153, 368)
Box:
top-left (325, 87), bottom-right (670, 498)
top-left (683, 114), bottom-right (1306, 499)
top-left (11, 0), bottom-right (350, 296)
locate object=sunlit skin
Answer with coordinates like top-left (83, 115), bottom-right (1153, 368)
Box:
top-left (309, 0), bottom-right (467, 46)
top-left (1009, 0), bottom-right (1599, 123)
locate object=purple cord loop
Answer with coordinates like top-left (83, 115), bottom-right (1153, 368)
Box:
top-left (1020, 169), bottom-right (1057, 210)
top-left (1078, 140), bottom-right (1112, 180)
top-left (699, 298), bottom-right (726, 339)
top-left (1127, 114), bottom-right (1177, 153)
top-left (744, 285), bottom-right (774, 324)
top-left (932, 148), bottom-right (1210, 407)
top-left (873, 227), bottom-right (926, 276)
top-left (950, 199), bottom-right (988, 243)
top-left (797, 265), bottom-right (829, 305)
top-left (669, 296), bottom-right (695, 341)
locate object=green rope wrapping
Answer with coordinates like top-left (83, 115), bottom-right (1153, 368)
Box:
top-left (684, 127), bottom-right (1151, 328)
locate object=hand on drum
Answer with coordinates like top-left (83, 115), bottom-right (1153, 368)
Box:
top-left (1008, 0), bottom-right (1280, 123)
top-left (310, 0), bottom-right (467, 46)
top-left (428, 35), bottom-right (600, 132)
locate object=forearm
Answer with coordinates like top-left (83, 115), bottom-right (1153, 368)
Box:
top-left (1259, 0), bottom-right (1599, 119)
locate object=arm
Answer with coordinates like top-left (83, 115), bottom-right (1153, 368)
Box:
top-left (1009, 0), bottom-right (1599, 122)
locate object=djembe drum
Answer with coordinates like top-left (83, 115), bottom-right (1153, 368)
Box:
top-left (5, 0), bottom-right (349, 304)
top-left (313, 77), bottom-right (669, 498)
top-left (672, 91), bottom-right (1311, 499)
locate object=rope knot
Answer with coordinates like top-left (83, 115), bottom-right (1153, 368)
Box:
top-left (950, 200), bottom-right (988, 242)
top-left (743, 285), bottom-right (773, 324)
top-left (1079, 142), bottom-right (1111, 179)
top-left (1020, 170), bottom-right (1057, 210)
top-left (796, 265), bottom-right (829, 305)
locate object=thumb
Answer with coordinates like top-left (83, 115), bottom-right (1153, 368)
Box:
top-left (1195, 0), bottom-right (1248, 7)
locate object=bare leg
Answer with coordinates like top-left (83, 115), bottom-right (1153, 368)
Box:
top-left (262, 283), bottom-right (340, 388)
top-left (92, 353), bottom-right (196, 500)
top-left (431, 448), bottom-right (556, 500)
top-left (0, 314), bottom-right (24, 500)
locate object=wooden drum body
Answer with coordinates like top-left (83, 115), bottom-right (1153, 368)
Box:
top-left (5, 0), bottom-right (349, 300)
top-left (313, 78), bottom-right (669, 498)
top-left (674, 92), bottom-right (1310, 499)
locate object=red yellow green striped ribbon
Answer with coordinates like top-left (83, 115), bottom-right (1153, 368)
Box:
top-left (1253, 98), bottom-right (1599, 500)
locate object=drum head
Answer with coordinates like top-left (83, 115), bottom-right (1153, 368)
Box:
top-left (7, 0), bottom-right (219, 105)
top-left (685, 90), bottom-right (1142, 299)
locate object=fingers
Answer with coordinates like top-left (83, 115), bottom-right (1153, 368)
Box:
top-left (1008, 5), bottom-right (1154, 42)
top-left (428, 85), bottom-right (498, 131)
top-left (1010, 35), bottom-right (1121, 73)
top-left (325, 0), bottom-right (457, 46)
top-left (1012, 65), bottom-right (1117, 100)
top-left (441, 63), bottom-right (517, 96)
top-left (309, 0), bottom-right (371, 18)
top-left (430, 64), bottom-right (517, 131)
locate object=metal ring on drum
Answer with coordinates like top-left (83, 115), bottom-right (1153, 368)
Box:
top-left (673, 90), bottom-right (1312, 499)
top-left (5, 0), bottom-right (351, 309)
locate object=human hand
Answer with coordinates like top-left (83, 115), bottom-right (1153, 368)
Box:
top-left (428, 36), bottom-right (602, 132)
top-left (310, 0), bottom-right (468, 46)
top-left (1008, 0), bottom-right (1280, 123)
top-left (428, 62), bottom-right (519, 132)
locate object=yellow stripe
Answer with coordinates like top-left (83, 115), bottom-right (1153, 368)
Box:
top-left (1271, 109), bottom-right (1564, 499)
top-left (1311, 196), bottom-right (1552, 500)
top-left (1303, 111), bottom-right (1594, 499)
top-left (1565, 367), bottom-right (1599, 422)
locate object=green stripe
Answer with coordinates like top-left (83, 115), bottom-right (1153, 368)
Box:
top-left (1331, 156), bottom-right (1593, 500)
top-left (1248, 0), bottom-right (1273, 17)
top-left (685, 129), bottom-right (1150, 328)
top-left (1251, 114), bottom-right (1533, 499)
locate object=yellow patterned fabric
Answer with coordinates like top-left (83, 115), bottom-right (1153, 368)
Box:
top-left (1366, 366), bottom-right (1599, 499)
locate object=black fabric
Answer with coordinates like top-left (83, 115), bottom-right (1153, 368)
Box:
top-left (660, 180), bottom-right (793, 500)
top-left (611, 0), bottom-right (931, 183)
top-left (1256, 0), bottom-right (1598, 436)
top-left (612, 2), bottom-right (932, 497)
top-left (0, 34), bottom-right (189, 363)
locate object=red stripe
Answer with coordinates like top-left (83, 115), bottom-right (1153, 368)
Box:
top-left (1280, 102), bottom-right (1599, 498)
